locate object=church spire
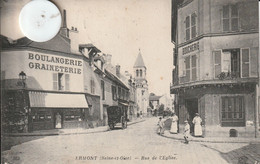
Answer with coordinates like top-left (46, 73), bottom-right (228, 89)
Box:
top-left (134, 49), bottom-right (146, 68)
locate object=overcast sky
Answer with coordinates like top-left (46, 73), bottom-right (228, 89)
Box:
top-left (1, 0), bottom-right (174, 96)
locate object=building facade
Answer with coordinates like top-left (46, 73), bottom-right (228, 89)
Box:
top-left (133, 50), bottom-right (149, 116)
top-left (171, 0), bottom-right (259, 137)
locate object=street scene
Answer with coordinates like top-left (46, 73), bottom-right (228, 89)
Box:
top-left (1, 0), bottom-right (260, 163)
top-left (2, 118), bottom-right (260, 164)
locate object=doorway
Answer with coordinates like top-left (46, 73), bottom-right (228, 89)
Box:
top-left (185, 99), bottom-right (198, 133)
top-left (54, 110), bottom-right (63, 129)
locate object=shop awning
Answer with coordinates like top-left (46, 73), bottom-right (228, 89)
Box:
top-left (29, 91), bottom-right (89, 108)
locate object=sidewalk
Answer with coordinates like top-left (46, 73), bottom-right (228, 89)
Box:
top-left (160, 130), bottom-right (260, 143)
top-left (3, 118), bottom-right (146, 137)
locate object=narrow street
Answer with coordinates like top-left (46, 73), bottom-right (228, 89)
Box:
top-left (3, 117), bottom-right (258, 164)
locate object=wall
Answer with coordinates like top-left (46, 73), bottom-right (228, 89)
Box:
top-left (1, 50), bottom-right (84, 92)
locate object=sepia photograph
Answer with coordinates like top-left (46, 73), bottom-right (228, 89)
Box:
top-left (1, 0), bottom-right (260, 163)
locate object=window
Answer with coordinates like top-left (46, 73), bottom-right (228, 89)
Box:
top-left (53, 73), bottom-right (70, 91)
top-left (213, 49), bottom-right (241, 78)
top-left (221, 96), bottom-right (244, 127)
top-left (101, 80), bottom-right (105, 100)
top-left (118, 87), bottom-right (122, 99)
top-left (185, 13), bottom-right (197, 41)
top-left (140, 70), bottom-right (143, 77)
top-left (191, 55), bottom-right (197, 81)
top-left (90, 79), bottom-right (95, 94)
top-left (223, 4), bottom-right (239, 32)
top-left (136, 70), bottom-right (139, 77)
top-left (112, 85), bottom-right (117, 100)
top-left (184, 56), bottom-right (190, 82)
top-left (122, 89), bottom-right (125, 100)
top-left (179, 58), bottom-right (186, 77)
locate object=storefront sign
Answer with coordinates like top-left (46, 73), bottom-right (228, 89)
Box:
top-left (28, 53), bottom-right (82, 74)
top-left (182, 42), bottom-right (199, 55)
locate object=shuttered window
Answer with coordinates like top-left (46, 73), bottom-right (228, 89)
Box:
top-left (65, 74), bottom-right (70, 91)
top-left (223, 4), bottom-right (239, 32)
top-left (185, 13), bottom-right (197, 41)
top-left (213, 51), bottom-right (221, 78)
top-left (179, 58), bottom-right (186, 77)
top-left (250, 48), bottom-right (258, 77)
top-left (53, 73), bottom-right (58, 90)
top-left (191, 13), bottom-right (196, 38)
top-left (241, 48), bottom-right (249, 77)
top-left (90, 79), bottom-right (95, 94)
top-left (191, 55), bottom-right (197, 81)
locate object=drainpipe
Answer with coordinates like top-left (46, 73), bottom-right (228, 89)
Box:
top-left (256, 84), bottom-right (259, 138)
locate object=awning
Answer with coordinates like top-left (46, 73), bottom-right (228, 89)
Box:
top-left (29, 91), bottom-right (88, 108)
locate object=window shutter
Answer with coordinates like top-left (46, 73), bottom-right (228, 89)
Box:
top-left (191, 13), bottom-right (196, 38)
top-left (250, 48), bottom-right (258, 77)
top-left (178, 58), bottom-right (186, 77)
top-left (191, 55), bottom-right (197, 81)
top-left (53, 73), bottom-right (58, 90)
top-left (185, 56), bottom-right (190, 82)
top-left (213, 50), bottom-right (221, 78)
top-left (231, 4), bottom-right (238, 31)
top-left (223, 5), bottom-right (230, 31)
top-left (241, 48), bottom-right (250, 77)
top-left (185, 16), bottom-right (190, 41)
top-left (221, 51), bottom-right (231, 73)
top-left (65, 74), bottom-right (70, 91)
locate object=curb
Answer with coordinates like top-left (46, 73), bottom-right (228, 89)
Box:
top-left (3, 119), bottom-right (146, 137)
top-left (158, 132), bottom-right (260, 144)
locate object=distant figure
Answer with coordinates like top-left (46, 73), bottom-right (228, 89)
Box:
top-left (192, 113), bottom-right (202, 137)
top-left (140, 111), bottom-right (143, 119)
top-left (183, 120), bottom-right (190, 144)
top-left (170, 113), bottom-right (178, 134)
top-left (55, 113), bottom-right (62, 129)
top-left (157, 117), bottom-right (164, 135)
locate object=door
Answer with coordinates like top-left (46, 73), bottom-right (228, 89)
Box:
top-left (185, 99), bottom-right (198, 133)
top-left (54, 110), bottom-right (63, 129)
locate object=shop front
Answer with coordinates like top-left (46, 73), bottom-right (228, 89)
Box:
top-left (29, 91), bottom-right (89, 131)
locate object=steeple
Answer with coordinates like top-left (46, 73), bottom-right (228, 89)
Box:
top-left (134, 49), bottom-right (146, 68)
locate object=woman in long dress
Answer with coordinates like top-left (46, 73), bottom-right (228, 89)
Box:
top-left (55, 113), bottom-right (62, 129)
top-left (192, 113), bottom-right (202, 137)
top-left (170, 113), bottom-right (178, 134)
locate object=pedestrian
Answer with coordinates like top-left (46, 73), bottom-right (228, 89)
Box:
top-left (183, 120), bottom-right (190, 144)
top-left (192, 113), bottom-right (203, 137)
top-left (170, 113), bottom-right (178, 134)
top-left (140, 111), bottom-right (143, 119)
top-left (55, 112), bottom-right (62, 129)
top-left (157, 117), bottom-right (164, 135)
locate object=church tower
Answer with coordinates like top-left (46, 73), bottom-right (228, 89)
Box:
top-left (133, 49), bottom-right (149, 116)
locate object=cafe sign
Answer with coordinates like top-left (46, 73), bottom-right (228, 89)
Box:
top-left (28, 53), bottom-right (82, 74)
top-left (182, 42), bottom-right (199, 55)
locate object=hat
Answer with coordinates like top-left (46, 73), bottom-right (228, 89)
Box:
top-left (195, 113), bottom-right (199, 116)
top-left (184, 120), bottom-right (188, 123)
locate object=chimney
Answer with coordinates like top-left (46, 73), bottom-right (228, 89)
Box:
top-left (116, 65), bottom-right (120, 77)
top-left (105, 54), bottom-right (112, 65)
top-left (60, 10), bottom-right (69, 38)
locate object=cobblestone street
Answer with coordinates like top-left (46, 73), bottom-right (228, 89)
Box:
top-left (2, 118), bottom-right (259, 164)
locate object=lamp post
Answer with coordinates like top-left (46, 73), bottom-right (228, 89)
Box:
top-left (19, 71), bottom-right (27, 88)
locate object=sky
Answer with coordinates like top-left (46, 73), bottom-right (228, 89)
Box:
top-left (0, 0), bottom-right (174, 96)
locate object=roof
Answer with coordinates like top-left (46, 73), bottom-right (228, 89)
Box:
top-left (79, 44), bottom-right (101, 53)
top-left (1, 33), bottom-right (72, 54)
top-left (134, 51), bottom-right (146, 68)
top-left (104, 69), bottom-right (129, 90)
top-left (149, 95), bottom-right (162, 101)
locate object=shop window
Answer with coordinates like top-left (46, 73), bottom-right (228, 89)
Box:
top-left (185, 13), bottom-right (197, 41)
top-left (111, 85), bottom-right (117, 100)
top-left (101, 80), bottom-right (105, 100)
top-left (221, 96), bottom-right (245, 127)
top-left (223, 4), bottom-right (239, 32)
top-left (90, 79), bottom-right (95, 94)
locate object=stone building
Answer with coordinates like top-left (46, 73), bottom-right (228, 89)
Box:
top-left (133, 50), bottom-right (149, 116)
top-left (171, 0), bottom-right (259, 137)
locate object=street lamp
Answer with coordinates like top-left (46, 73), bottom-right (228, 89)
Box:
top-left (19, 71), bottom-right (26, 87)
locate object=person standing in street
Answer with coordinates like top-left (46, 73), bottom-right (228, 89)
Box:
top-left (183, 120), bottom-right (190, 144)
top-left (170, 113), bottom-right (178, 134)
top-left (55, 112), bottom-right (62, 129)
top-left (192, 113), bottom-right (203, 137)
top-left (157, 117), bottom-right (164, 135)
